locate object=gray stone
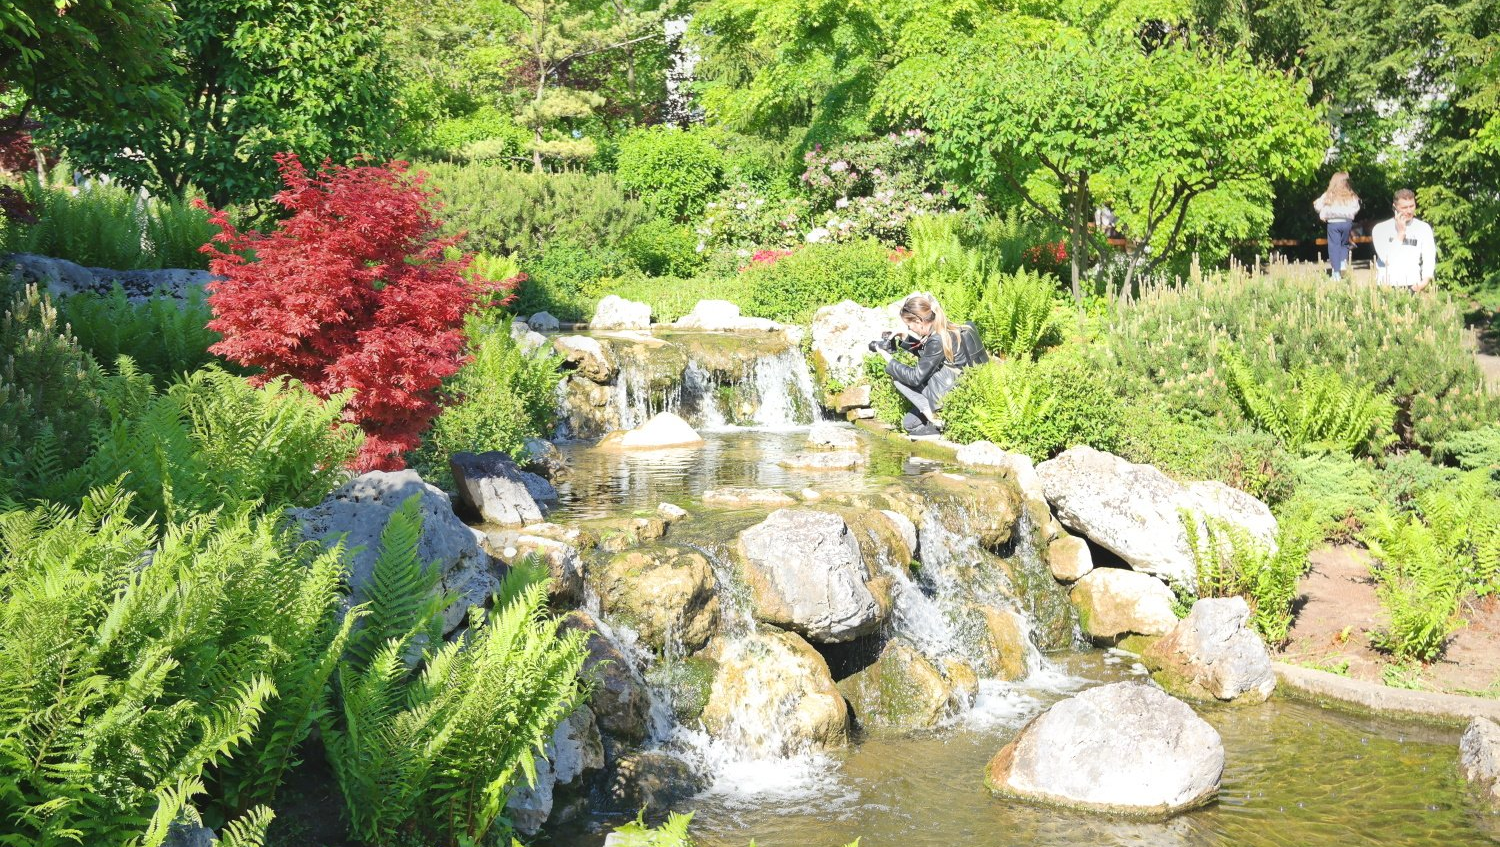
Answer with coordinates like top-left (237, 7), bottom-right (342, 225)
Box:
top-left (591, 294), bottom-right (652, 330)
top-left (1461, 716), bottom-right (1500, 806)
top-left (484, 528), bottom-right (585, 605)
top-left (955, 442), bottom-right (1046, 504)
top-left (778, 450), bottom-right (866, 471)
top-left (163, 812), bottom-right (217, 847)
top-left (450, 451), bottom-right (551, 528)
top-left (528, 311), bottom-right (561, 332)
top-left (701, 627), bottom-right (849, 757)
top-left (831, 383), bottom-right (872, 413)
top-left (289, 471), bottom-right (497, 635)
top-left (837, 638), bottom-right (963, 730)
top-left (1143, 597), bottom-right (1276, 703)
top-left (1037, 447), bottom-right (1278, 588)
top-left (554, 335), bottom-right (618, 383)
top-left (808, 420), bottom-right (861, 450)
top-left (607, 751), bottom-right (708, 816)
top-left (1069, 568), bottom-right (1178, 642)
top-left (8, 253), bottom-right (98, 297)
top-left (736, 509), bottom-right (883, 642)
top-left (518, 437), bottom-right (569, 480)
top-left (985, 682), bottom-right (1224, 816)
top-left (552, 706), bottom-right (606, 786)
top-left (505, 755), bottom-right (555, 835)
top-left (8, 253), bottom-right (215, 302)
top-left (560, 611), bottom-right (652, 744)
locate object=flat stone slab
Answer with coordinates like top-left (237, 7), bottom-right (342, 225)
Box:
top-left (1273, 663), bottom-right (1500, 726)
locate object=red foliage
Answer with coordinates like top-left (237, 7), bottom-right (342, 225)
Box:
top-left (737, 248), bottom-right (796, 272)
top-left (0, 186), bottom-right (36, 224)
top-left (1023, 240), bottom-right (1069, 274)
top-left (888, 246), bottom-right (912, 263)
top-left (201, 153), bottom-right (510, 471)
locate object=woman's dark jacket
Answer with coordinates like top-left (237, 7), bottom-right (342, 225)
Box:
top-left (884, 323), bottom-right (988, 410)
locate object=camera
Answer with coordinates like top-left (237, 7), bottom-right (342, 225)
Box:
top-left (867, 331), bottom-right (919, 354)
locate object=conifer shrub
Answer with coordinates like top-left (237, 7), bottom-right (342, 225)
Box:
top-left (201, 154), bottom-right (510, 470)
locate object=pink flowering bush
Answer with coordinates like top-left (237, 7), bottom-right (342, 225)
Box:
top-left (798, 130), bottom-right (954, 244)
top-left (697, 182), bottom-right (809, 251)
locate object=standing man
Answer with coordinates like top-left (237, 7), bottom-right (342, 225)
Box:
top-left (1371, 189), bottom-right (1437, 291)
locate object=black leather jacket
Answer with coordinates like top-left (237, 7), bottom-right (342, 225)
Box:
top-left (884, 323), bottom-right (988, 410)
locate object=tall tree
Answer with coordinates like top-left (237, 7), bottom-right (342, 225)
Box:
top-left (48, 0), bottom-right (399, 206)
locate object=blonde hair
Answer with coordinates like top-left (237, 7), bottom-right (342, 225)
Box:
top-left (900, 293), bottom-right (962, 362)
top-left (1322, 172), bottom-right (1359, 205)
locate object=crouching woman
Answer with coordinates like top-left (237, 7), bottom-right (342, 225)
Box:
top-left (873, 293), bottom-right (987, 436)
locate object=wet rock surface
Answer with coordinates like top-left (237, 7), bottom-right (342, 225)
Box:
top-left (1461, 716), bottom-right (1500, 806)
top-left (450, 450), bottom-right (550, 527)
top-left (701, 627), bottom-right (849, 757)
top-left (736, 509), bottom-right (884, 642)
top-left (593, 545), bottom-right (720, 653)
top-left (837, 638), bottom-right (965, 731)
top-left (559, 611), bottom-right (652, 745)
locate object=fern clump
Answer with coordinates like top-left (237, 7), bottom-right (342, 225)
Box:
top-left (974, 268), bottom-right (1061, 360)
top-left (1185, 507), bottom-right (1320, 645)
top-left (942, 352), bottom-right (1121, 460)
top-left (0, 486), bottom-right (349, 845)
top-left (323, 504), bottom-right (589, 846)
top-left (1361, 471), bottom-right (1500, 661)
top-left (1223, 349), bottom-right (1394, 455)
top-left (410, 315), bottom-right (562, 488)
top-left (56, 285), bottom-right (221, 385)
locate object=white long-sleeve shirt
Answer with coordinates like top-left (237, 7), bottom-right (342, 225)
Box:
top-left (1372, 217), bottom-right (1437, 287)
top-left (1314, 194), bottom-right (1360, 222)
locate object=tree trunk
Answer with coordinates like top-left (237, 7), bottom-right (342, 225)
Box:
top-left (1067, 175), bottom-right (1087, 304)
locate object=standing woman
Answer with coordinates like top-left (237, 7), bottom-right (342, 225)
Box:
top-left (1314, 172), bottom-right (1361, 278)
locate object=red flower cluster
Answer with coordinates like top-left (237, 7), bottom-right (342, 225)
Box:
top-left (738, 248), bottom-right (795, 272)
top-left (888, 246), bottom-right (912, 263)
top-left (201, 153), bottom-right (511, 471)
top-left (1024, 240), bottom-right (1069, 271)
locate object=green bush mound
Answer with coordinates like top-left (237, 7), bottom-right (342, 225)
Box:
top-left (740, 239), bottom-right (904, 323)
top-left (616, 126), bottom-right (725, 221)
top-left (942, 350), bottom-right (1121, 460)
top-left (56, 284), bottom-right (222, 385)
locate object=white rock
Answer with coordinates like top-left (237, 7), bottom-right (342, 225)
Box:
top-left (879, 509), bottom-right (919, 559)
top-left (778, 450), bottom-right (866, 471)
top-left (985, 681), bottom-right (1224, 816)
top-left (1047, 534), bottom-right (1094, 582)
top-left (591, 294), bottom-right (652, 329)
top-left (673, 299), bottom-right (781, 332)
top-left (1143, 597), bottom-right (1276, 703)
top-left (955, 441), bottom-right (1045, 503)
top-left (1069, 568), bottom-right (1178, 640)
top-left (702, 488), bottom-right (798, 508)
top-left (701, 628), bottom-right (849, 757)
top-left (657, 502), bottom-right (689, 522)
top-left (736, 509), bottom-right (883, 642)
top-left (810, 299), bottom-right (904, 384)
top-left (599, 411), bottom-right (705, 450)
top-left (1461, 717), bottom-right (1500, 807)
top-left (1037, 447), bottom-right (1278, 588)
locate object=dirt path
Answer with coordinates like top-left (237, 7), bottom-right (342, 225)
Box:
top-left (1277, 545), bottom-right (1500, 696)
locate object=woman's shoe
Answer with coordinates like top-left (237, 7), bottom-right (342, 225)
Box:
top-left (907, 423), bottom-right (941, 439)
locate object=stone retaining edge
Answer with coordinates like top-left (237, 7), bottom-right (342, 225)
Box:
top-left (1273, 662), bottom-right (1500, 726)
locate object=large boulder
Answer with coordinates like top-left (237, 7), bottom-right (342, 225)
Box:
top-left (701, 628), bottom-right (849, 757)
top-left (1461, 717), bottom-right (1500, 807)
top-left (518, 437), bottom-right (569, 480)
top-left (736, 509), bottom-right (884, 642)
top-left (559, 612), bottom-right (653, 744)
top-left (484, 528), bottom-right (586, 605)
top-left (9, 253), bottom-right (215, 301)
top-left (837, 639), bottom-right (964, 731)
top-left (9, 253), bottom-right (99, 297)
top-left (591, 295), bottom-right (652, 330)
top-left (1069, 568), bottom-right (1178, 642)
top-left (810, 299), bottom-right (903, 384)
top-left (506, 706), bottom-right (605, 835)
top-left (673, 299), bottom-right (781, 332)
top-left (554, 335), bottom-right (618, 383)
top-left (598, 411), bottom-right (705, 450)
top-left (1037, 447), bottom-right (1278, 588)
top-left (985, 682), bottom-right (1224, 816)
top-left (1142, 597), bottom-right (1276, 704)
top-left (288, 471), bottom-right (497, 635)
top-left (528, 311), bottom-right (562, 332)
top-left (593, 545), bottom-right (720, 653)
top-left (449, 451), bottom-right (551, 527)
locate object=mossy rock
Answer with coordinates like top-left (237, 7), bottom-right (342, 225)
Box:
top-left (836, 639), bottom-right (957, 732)
top-left (646, 656), bottom-right (719, 724)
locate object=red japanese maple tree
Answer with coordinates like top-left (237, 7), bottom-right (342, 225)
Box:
top-left (201, 153), bottom-right (510, 471)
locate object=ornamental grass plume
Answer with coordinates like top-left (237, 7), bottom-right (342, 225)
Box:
top-left (199, 153), bottom-right (515, 470)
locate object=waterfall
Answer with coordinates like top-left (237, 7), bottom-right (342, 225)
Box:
top-left (749, 346), bottom-right (819, 429)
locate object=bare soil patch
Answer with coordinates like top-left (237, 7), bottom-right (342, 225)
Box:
top-left (1276, 544), bottom-right (1500, 696)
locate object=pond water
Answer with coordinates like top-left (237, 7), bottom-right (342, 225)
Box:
top-left (533, 421), bottom-right (1497, 847)
top-left (551, 651), bottom-right (1491, 847)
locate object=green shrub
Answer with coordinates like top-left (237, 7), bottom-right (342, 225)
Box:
top-left (1102, 268), bottom-right (1499, 451)
top-left (4, 181), bottom-right (214, 270)
top-left (1436, 424), bottom-right (1500, 475)
top-left (864, 352), bottom-right (913, 426)
top-left (1223, 349), bottom-right (1395, 455)
top-left (324, 525), bottom-right (588, 846)
top-left (899, 214), bottom-right (986, 322)
top-left (602, 274), bottom-right (756, 324)
top-left (56, 285), bottom-right (221, 385)
top-left (1116, 405), bottom-right (1296, 506)
top-left (515, 241), bottom-right (638, 320)
top-left (411, 317), bottom-right (562, 487)
top-left (1361, 471), bottom-right (1500, 661)
top-left (1281, 451), bottom-right (1380, 531)
top-left (623, 219), bottom-right (705, 277)
top-left (1186, 506), bottom-right (1320, 644)
top-left (0, 486), bottom-right (348, 846)
top-left (616, 126), bottom-right (725, 221)
top-left (942, 351), bottom-right (1121, 460)
top-left (0, 284), bottom-right (106, 501)
top-left (740, 239), bottom-right (902, 323)
top-left (964, 210), bottom-right (1070, 278)
top-left (974, 268), bottom-right (1062, 360)
top-left (422, 163), bottom-right (653, 257)
top-left (1375, 450), bottom-right (1460, 513)
top-left (50, 365), bottom-right (361, 522)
